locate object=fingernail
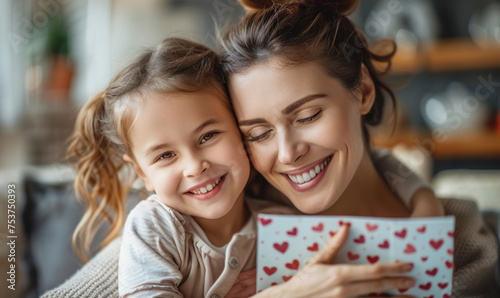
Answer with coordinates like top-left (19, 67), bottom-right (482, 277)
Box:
top-left (404, 279), bottom-right (415, 288)
top-left (402, 263), bottom-right (414, 272)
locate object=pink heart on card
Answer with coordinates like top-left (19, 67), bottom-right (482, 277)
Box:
top-left (430, 239), bottom-right (444, 250)
top-left (347, 251), bottom-right (360, 261)
top-left (263, 266), bottom-right (277, 276)
top-left (421, 256), bottom-right (429, 262)
top-left (447, 249), bottom-right (453, 255)
top-left (259, 218), bottom-right (272, 226)
top-left (367, 255), bottom-right (379, 264)
top-left (366, 223), bottom-right (378, 232)
top-left (273, 242), bottom-right (289, 254)
top-left (404, 243), bottom-right (416, 254)
top-left (445, 260), bottom-right (453, 269)
top-left (339, 220), bottom-right (351, 227)
top-left (425, 267), bottom-right (438, 276)
top-left (378, 240), bottom-right (390, 249)
top-left (447, 231), bottom-right (454, 238)
top-left (395, 228), bottom-right (407, 239)
top-left (282, 275), bottom-right (292, 282)
top-left (354, 234), bottom-right (365, 244)
top-left (286, 227), bottom-right (298, 236)
top-left (312, 222), bottom-right (324, 232)
top-left (438, 282), bottom-right (449, 289)
top-left (307, 242), bottom-right (318, 252)
top-left (285, 259), bottom-right (299, 270)
top-left (417, 225), bottom-right (426, 233)
top-left (419, 282), bottom-right (432, 290)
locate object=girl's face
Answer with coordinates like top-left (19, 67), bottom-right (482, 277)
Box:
top-left (125, 89), bottom-right (250, 220)
top-left (228, 61), bottom-right (374, 214)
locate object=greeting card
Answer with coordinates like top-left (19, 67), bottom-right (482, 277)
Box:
top-left (257, 214), bottom-right (455, 297)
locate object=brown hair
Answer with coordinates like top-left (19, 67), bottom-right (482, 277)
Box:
top-left (67, 37), bottom-right (226, 262)
top-left (221, 0), bottom-right (397, 143)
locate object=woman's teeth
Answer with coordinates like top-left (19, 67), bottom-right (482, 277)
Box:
top-left (189, 177), bottom-right (222, 195)
top-left (288, 156), bottom-right (331, 184)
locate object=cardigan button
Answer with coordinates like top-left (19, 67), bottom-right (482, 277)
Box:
top-left (228, 256), bottom-right (240, 269)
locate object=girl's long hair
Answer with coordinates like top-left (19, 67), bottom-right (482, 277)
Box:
top-left (67, 38), bottom-right (227, 262)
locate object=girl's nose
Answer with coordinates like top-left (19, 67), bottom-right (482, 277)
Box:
top-left (183, 153), bottom-right (210, 178)
top-left (276, 129), bottom-right (308, 165)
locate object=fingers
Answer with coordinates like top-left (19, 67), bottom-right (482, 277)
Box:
top-left (225, 268), bottom-right (257, 298)
top-left (234, 268), bottom-right (256, 284)
top-left (334, 276), bottom-right (415, 297)
top-left (332, 262), bottom-right (414, 283)
top-left (309, 225), bottom-right (349, 265)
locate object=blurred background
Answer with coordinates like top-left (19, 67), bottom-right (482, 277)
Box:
top-left (0, 0), bottom-right (499, 297)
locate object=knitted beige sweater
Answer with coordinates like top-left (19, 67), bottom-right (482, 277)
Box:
top-left (41, 199), bottom-right (499, 298)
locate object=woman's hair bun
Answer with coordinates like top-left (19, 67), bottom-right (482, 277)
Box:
top-left (237, 0), bottom-right (360, 15)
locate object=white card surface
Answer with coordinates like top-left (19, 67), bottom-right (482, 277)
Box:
top-left (257, 214), bottom-right (455, 297)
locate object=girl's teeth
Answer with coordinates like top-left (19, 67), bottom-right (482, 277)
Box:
top-left (287, 157), bottom-right (331, 184)
top-left (190, 177), bottom-right (222, 194)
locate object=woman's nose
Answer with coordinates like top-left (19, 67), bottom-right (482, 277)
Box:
top-left (183, 153), bottom-right (210, 177)
top-left (276, 129), bottom-right (308, 165)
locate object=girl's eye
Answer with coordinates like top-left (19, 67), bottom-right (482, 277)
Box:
top-left (247, 129), bottom-right (272, 142)
top-left (200, 131), bottom-right (219, 144)
top-left (156, 152), bottom-right (176, 163)
top-left (297, 109), bottom-right (323, 123)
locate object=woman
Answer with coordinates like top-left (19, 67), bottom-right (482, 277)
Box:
top-left (221, 0), bottom-right (499, 296)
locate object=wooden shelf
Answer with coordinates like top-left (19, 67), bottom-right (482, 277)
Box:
top-left (373, 129), bottom-right (500, 159)
top-left (375, 39), bottom-right (500, 74)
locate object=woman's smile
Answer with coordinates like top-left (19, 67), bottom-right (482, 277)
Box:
top-left (281, 155), bottom-right (333, 191)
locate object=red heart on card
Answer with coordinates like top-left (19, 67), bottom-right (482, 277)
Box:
top-left (395, 228), bottom-right (407, 239)
top-left (347, 251), bottom-right (360, 261)
top-left (443, 294), bottom-right (451, 298)
top-left (354, 234), bottom-right (365, 244)
top-left (366, 223), bottom-right (378, 232)
top-left (271, 282), bottom-right (278, 286)
top-left (367, 255), bottom-right (379, 264)
top-left (282, 275), bottom-right (292, 282)
top-left (339, 220), bottom-right (351, 227)
top-left (430, 239), bottom-right (444, 250)
top-left (273, 242), bottom-right (289, 254)
top-left (307, 242), bottom-right (318, 252)
top-left (378, 240), bottom-right (390, 249)
top-left (259, 218), bottom-right (272, 226)
top-left (286, 227), bottom-right (298, 236)
top-left (263, 266), bottom-right (277, 276)
top-left (404, 243), bottom-right (416, 254)
top-left (285, 259), bottom-right (299, 270)
top-left (425, 267), bottom-right (438, 276)
top-left (438, 282), bottom-right (449, 289)
top-left (447, 249), bottom-right (453, 255)
top-left (417, 225), bottom-right (426, 233)
top-left (424, 296), bottom-right (434, 298)
top-left (445, 260), bottom-right (453, 269)
top-left (447, 231), bottom-right (454, 238)
top-left (421, 256), bottom-right (429, 262)
top-left (329, 230), bottom-right (336, 237)
top-left (419, 282), bottom-right (432, 290)
top-left (398, 288), bottom-right (409, 293)
top-left (312, 222), bottom-right (324, 232)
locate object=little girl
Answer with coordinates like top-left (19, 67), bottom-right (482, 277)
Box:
top-left (66, 37), bottom-right (441, 297)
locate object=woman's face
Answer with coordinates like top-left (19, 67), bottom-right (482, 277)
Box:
top-left (228, 60), bottom-right (374, 214)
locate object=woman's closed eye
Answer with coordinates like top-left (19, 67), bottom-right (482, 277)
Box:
top-left (246, 126), bottom-right (272, 143)
top-left (296, 109), bottom-right (323, 124)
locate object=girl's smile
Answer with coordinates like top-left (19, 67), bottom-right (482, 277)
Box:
top-left (184, 174), bottom-right (226, 200)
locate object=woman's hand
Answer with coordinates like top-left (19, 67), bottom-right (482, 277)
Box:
top-left (226, 268), bottom-right (257, 298)
top-left (254, 225), bottom-right (415, 297)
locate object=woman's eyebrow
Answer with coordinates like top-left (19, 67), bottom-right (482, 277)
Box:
top-left (238, 118), bottom-right (267, 126)
top-left (281, 94), bottom-right (327, 115)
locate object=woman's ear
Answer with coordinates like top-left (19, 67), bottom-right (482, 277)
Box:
top-left (359, 63), bottom-right (376, 115)
top-left (123, 154), bottom-right (155, 192)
